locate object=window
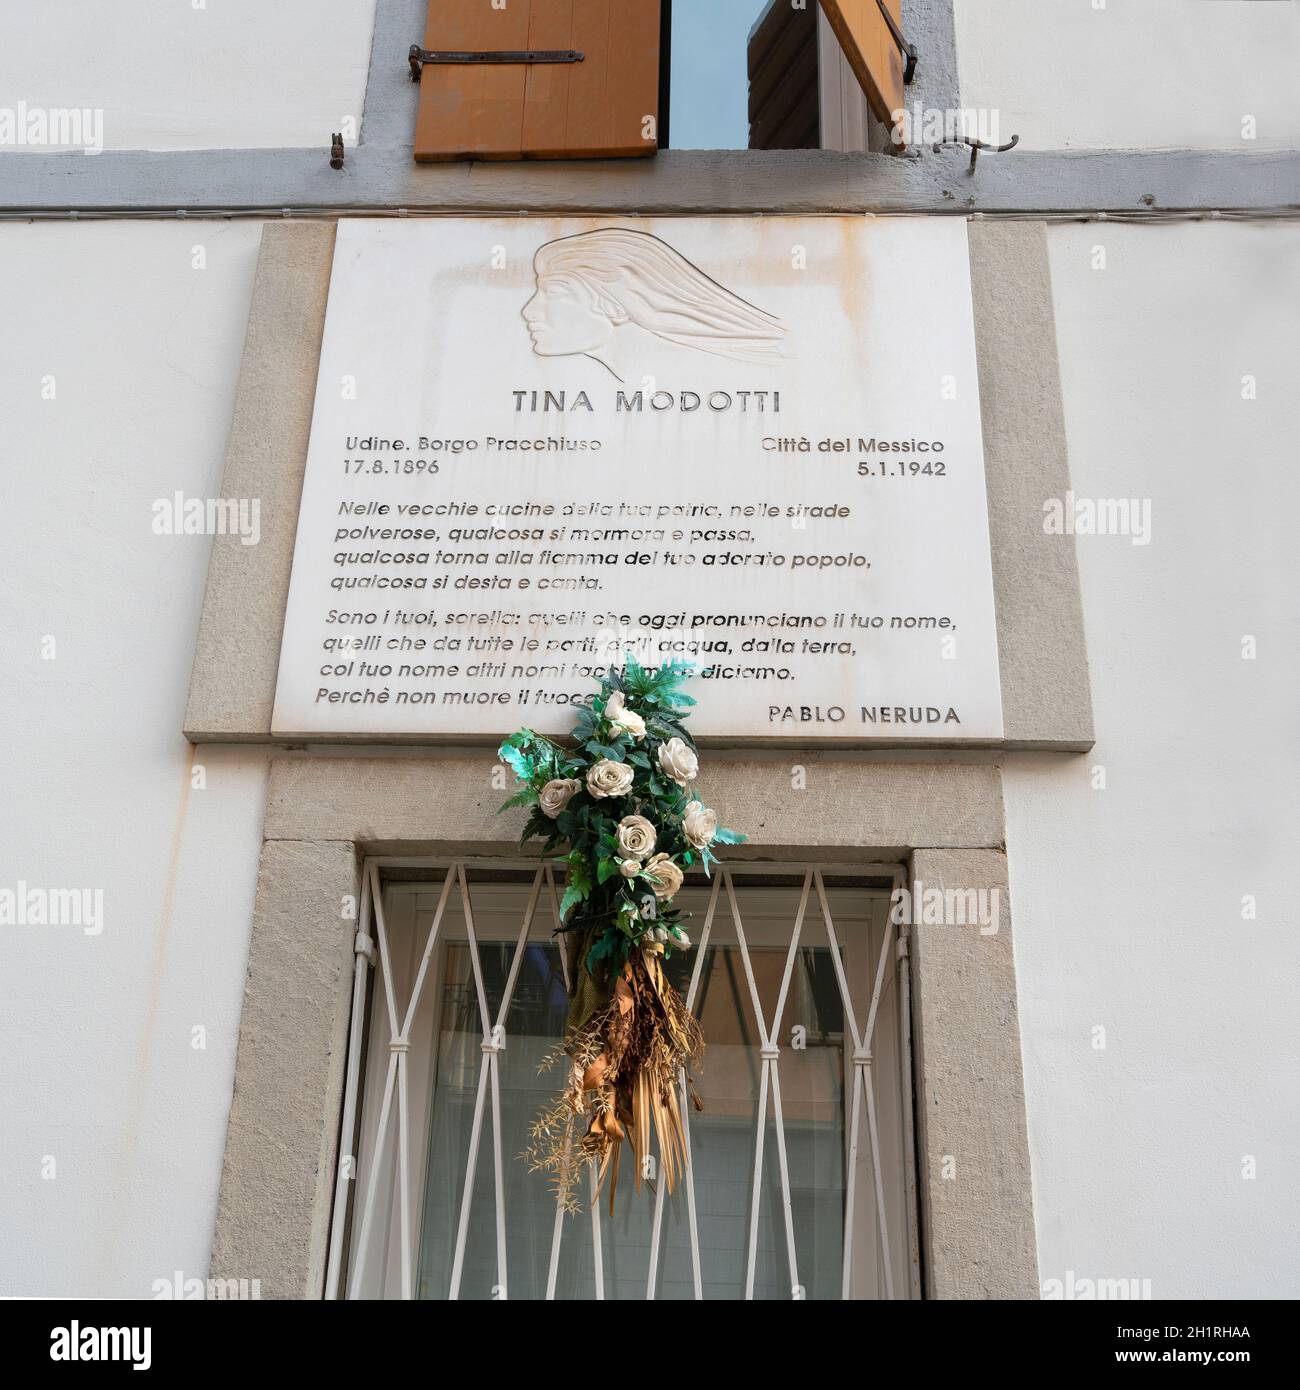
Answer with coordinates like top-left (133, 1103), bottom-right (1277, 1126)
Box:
top-left (410, 1), bottom-right (909, 160)
top-left (329, 860), bottom-right (920, 1300)
top-left (670, 0), bottom-right (887, 152)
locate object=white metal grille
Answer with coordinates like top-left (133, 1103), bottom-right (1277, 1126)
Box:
top-left (325, 858), bottom-right (919, 1301)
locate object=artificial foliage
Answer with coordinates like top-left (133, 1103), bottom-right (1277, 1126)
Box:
top-left (497, 655), bottom-right (744, 1212)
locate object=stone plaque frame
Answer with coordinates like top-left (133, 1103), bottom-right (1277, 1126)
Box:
top-left (184, 217), bottom-right (1094, 752)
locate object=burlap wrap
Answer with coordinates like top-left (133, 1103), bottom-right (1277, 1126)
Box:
top-left (564, 918), bottom-right (616, 1042)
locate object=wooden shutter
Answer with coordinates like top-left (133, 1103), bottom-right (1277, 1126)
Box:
top-left (817, 0), bottom-right (906, 128)
top-left (413, 0), bottom-right (661, 162)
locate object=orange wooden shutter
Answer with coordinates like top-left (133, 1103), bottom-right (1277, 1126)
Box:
top-left (413, 0), bottom-right (661, 162)
top-left (817, 0), bottom-right (907, 128)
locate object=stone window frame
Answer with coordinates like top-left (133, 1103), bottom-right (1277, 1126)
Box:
top-left (211, 754), bottom-right (1038, 1299)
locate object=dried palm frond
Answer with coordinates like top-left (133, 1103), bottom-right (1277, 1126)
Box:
top-left (523, 945), bottom-right (703, 1215)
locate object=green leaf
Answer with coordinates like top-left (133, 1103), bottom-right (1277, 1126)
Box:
top-left (497, 730), bottom-right (537, 771)
top-left (584, 740), bottom-right (624, 761)
top-left (587, 928), bottom-right (620, 972)
top-left (597, 857), bottom-right (619, 885)
top-left (713, 826), bottom-right (746, 845)
top-left (497, 788), bottom-right (536, 812)
top-left (559, 884), bottom-right (584, 922)
top-left (566, 855), bottom-right (593, 895)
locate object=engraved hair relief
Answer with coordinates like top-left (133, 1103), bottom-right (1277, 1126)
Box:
top-left (521, 227), bottom-right (786, 382)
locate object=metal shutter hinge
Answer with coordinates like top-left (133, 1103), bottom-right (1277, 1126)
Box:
top-left (875, 0), bottom-right (918, 85)
top-left (408, 46), bottom-right (585, 81)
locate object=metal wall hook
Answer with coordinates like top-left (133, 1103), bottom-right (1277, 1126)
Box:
top-left (931, 132), bottom-right (1020, 172)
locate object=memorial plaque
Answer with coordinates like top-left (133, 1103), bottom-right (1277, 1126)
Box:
top-left (271, 216), bottom-right (1004, 741)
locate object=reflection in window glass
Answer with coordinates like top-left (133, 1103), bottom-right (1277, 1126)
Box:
top-left (670, 0), bottom-right (820, 150)
top-left (415, 941), bottom-right (569, 1301)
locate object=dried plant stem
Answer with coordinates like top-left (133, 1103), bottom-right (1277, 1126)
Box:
top-left (522, 946), bottom-right (703, 1215)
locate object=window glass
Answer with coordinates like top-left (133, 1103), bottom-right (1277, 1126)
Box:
top-left (416, 941), bottom-right (570, 1300)
top-left (669, 0), bottom-right (820, 150)
top-left (415, 937), bottom-right (861, 1299)
top-left (343, 876), bottom-right (915, 1301)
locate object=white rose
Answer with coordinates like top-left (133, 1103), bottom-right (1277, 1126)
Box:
top-left (657, 737), bottom-right (699, 788)
top-left (682, 800), bottom-right (718, 849)
top-left (642, 852), bottom-right (684, 901)
top-left (605, 691), bottom-right (647, 741)
top-left (586, 758), bottom-right (634, 800)
top-left (616, 814), bottom-right (656, 860)
top-left (619, 858), bottom-right (642, 879)
top-left (538, 778), bottom-right (582, 819)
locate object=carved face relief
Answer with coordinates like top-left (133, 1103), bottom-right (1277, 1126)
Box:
top-left (522, 228), bottom-right (787, 380)
top-left (521, 273), bottom-right (615, 358)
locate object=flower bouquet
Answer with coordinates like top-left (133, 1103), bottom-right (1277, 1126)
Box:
top-left (497, 655), bottom-right (744, 1212)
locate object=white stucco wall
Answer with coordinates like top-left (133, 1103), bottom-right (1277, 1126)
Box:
top-left (1005, 220), bottom-right (1300, 1298)
top-left (0, 0), bottom-right (376, 153)
top-left (955, 0), bottom-right (1300, 151)
top-left (0, 0), bottom-right (1294, 1291)
top-left (0, 222), bottom-right (271, 1296)
top-left (4, 219), bottom-right (1292, 1302)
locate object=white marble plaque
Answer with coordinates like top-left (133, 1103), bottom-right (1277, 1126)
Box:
top-left (271, 216), bottom-right (1003, 741)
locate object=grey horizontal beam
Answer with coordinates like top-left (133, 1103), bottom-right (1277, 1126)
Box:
top-left (3, 0), bottom-right (1294, 217)
top-left (3, 0), bottom-right (1295, 219)
top-left (4, 145), bottom-right (1298, 217)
